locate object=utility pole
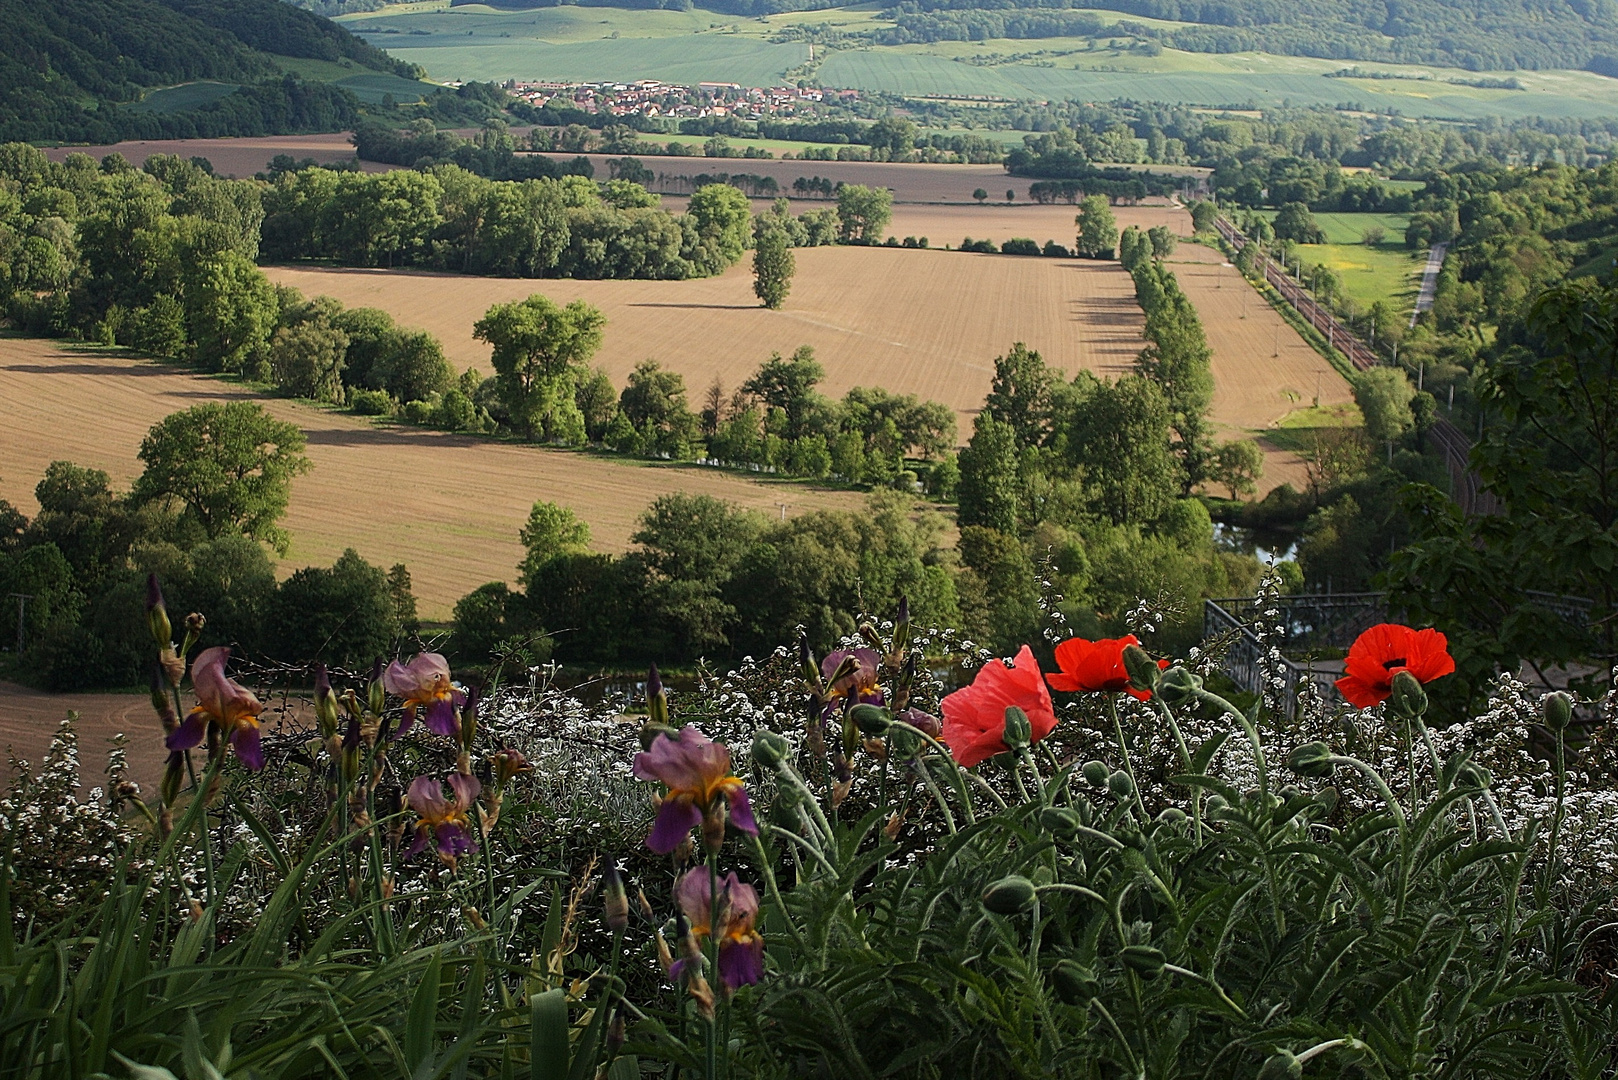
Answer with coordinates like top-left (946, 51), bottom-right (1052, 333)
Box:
top-left (9, 593), bottom-right (33, 654)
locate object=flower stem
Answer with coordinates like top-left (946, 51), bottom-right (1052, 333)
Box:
top-left (1105, 695), bottom-right (1149, 821)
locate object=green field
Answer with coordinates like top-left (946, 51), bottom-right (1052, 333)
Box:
top-left (127, 82), bottom-right (242, 113)
top-left (338, 3), bottom-right (1618, 119)
top-left (1299, 243), bottom-right (1421, 315)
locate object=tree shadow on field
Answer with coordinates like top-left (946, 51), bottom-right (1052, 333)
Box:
top-left (627, 302), bottom-right (757, 311)
top-left (299, 426), bottom-right (488, 450)
top-left (1068, 295), bottom-right (1141, 328)
top-left (3, 361), bottom-right (195, 378)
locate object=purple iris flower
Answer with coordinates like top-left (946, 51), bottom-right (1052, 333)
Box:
top-left (672, 867), bottom-right (764, 993)
top-left (383, 653), bottom-right (465, 738)
top-left (404, 772), bottom-right (481, 867)
top-left (165, 647), bottom-right (265, 771)
top-left (631, 726), bottom-right (758, 853)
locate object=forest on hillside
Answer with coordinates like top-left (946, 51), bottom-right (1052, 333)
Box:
top-left (0, 0), bottom-right (415, 143)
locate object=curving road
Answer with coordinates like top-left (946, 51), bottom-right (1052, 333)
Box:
top-left (1410, 241), bottom-right (1449, 328)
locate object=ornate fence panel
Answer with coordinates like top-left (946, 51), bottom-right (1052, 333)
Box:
top-left (1204, 593), bottom-right (1387, 717)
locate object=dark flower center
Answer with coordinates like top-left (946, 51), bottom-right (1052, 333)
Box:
top-left (1381, 657), bottom-right (1407, 671)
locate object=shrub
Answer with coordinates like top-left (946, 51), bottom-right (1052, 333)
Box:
top-left (349, 387), bottom-right (395, 416)
top-left (1000, 237), bottom-right (1041, 255)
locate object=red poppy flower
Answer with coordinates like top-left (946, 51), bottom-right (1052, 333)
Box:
top-left (1046, 635), bottom-right (1166, 701)
top-left (940, 645), bottom-right (1057, 767)
top-left (1335, 623), bottom-right (1455, 709)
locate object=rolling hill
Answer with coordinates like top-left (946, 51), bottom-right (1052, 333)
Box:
top-left (0, 0), bottom-right (422, 143)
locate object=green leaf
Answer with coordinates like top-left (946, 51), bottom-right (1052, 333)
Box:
top-left (1190, 731), bottom-right (1231, 774)
top-left (530, 988), bottom-right (569, 1080)
top-left (111, 1051), bottom-right (181, 1080)
top-left (405, 950), bottom-right (443, 1074)
top-left (605, 1056), bottom-right (640, 1080)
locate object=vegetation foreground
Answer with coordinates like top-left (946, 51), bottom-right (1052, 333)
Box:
top-left (2, 561), bottom-right (1616, 1078)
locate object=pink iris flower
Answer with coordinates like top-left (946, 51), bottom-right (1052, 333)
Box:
top-left (632, 726), bottom-right (758, 853)
top-left (166, 646), bottom-right (265, 770)
top-left (672, 867), bottom-right (764, 992)
top-left (383, 652), bottom-right (466, 738)
top-left (404, 772), bottom-right (481, 864)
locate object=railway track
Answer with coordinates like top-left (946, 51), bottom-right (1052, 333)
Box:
top-left (1214, 217), bottom-right (1500, 516)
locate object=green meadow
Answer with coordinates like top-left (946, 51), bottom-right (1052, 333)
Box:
top-left (338, 3), bottom-right (1618, 120)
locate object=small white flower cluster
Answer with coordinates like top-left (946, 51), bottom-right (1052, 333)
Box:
top-left (1, 718), bottom-right (142, 926)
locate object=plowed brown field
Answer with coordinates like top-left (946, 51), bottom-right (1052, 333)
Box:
top-left (0, 335), bottom-right (870, 620)
top-left (1168, 243), bottom-right (1354, 492)
top-left (265, 213), bottom-right (1168, 424)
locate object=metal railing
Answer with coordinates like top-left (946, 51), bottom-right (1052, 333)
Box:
top-left (1203, 596), bottom-right (1359, 718)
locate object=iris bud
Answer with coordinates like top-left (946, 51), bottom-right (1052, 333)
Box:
top-left (639, 723), bottom-right (679, 751)
top-left (751, 729), bottom-right (792, 767)
top-left (1050, 960), bottom-right (1099, 1004)
top-left (1081, 760), bottom-right (1110, 788)
top-left (1288, 741), bottom-right (1335, 778)
top-left (851, 703), bottom-right (892, 735)
top-left (1544, 691), bottom-right (1573, 732)
top-left (1156, 666), bottom-right (1202, 707)
top-left (896, 707), bottom-right (941, 737)
top-left (1120, 944), bottom-right (1165, 980)
top-left (1387, 670), bottom-right (1428, 719)
top-left (981, 875), bottom-right (1037, 915)
top-left (1122, 644), bottom-right (1160, 695)
top-left (145, 574), bottom-right (172, 647)
top-left (1002, 706), bottom-right (1033, 751)
top-left (647, 665), bottom-right (669, 727)
top-left (602, 859), bottom-right (630, 933)
top-left (314, 664), bottom-right (339, 740)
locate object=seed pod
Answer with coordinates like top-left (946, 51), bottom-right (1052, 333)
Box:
top-left (1001, 706), bottom-right (1033, 751)
top-left (980, 875), bottom-right (1037, 915)
top-left (1288, 741), bottom-right (1335, 778)
top-left (1544, 691), bottom-right (1573, 732)
top-left (1120, 944), bottom-right (1165, 980)
top-left (1050, 960), bottom-right (1099, 1004)
top-left (851, 703), bottom-right (892, 735)
top-left (1387, 670), bottom-right (1428, 719)
top-left (1155, 666), bottom-right (1202, 707)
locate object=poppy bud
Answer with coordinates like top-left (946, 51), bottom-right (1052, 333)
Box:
top-left (1002, 706), bottom-right (1033, 751)
top-left (1122, 644), bottom-right (1161, 695)
top-left (1081, 760), bottom-right (1110, 788)
top-left (1454, 761), bottom-right (1492, 790)
top-left (1156, 666), bottom-right (1202, 707)
top-left (751, 729), bottom-right (792, 767)
top-left (1288, 741), bottom-right (1335, 779)
top-left (1120, 944), bottom-right (1165, 980)
top-left (888, 725), bottom-right (921, 758)
top-left (1258, 1051), bottom-right (1303, 1080)
top-left (1544, 691), bottom-right (1573, 732)
top-left (145, 574), bottom-right (172, 647)
top-left (1107, 770), bottom-right (1133, 798)
top-left (851, 703), bottom-right (892, 735)
top-left (1155, 807), bottom-right (1187, 826)
top-left (1050, 960), bottom-right (1099, 1004)
top-left (647, 665), bottom-right (668, 727)
top-left (1039, 807), bottom-right (1081, 837)
top-left (981, 875), bottom-right (1037, 915)
top-left (1387, 670), bottom-right (1428, 719)
top-left (602, 859), bottom-right (630, 932)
